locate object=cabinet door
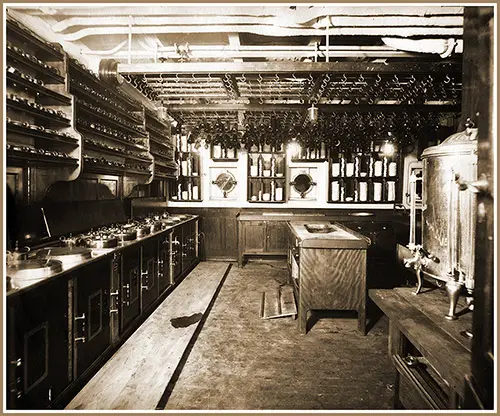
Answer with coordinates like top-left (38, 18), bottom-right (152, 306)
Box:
top-left (74, 260), bottom-right (111, 379)
top-left (158, 234), bottom-right (171, 294)
top-left (266, 221), bottom-right (288, 253)
top-left (241, 221), bottom-right (266, 253)
top-left (182, 220), bottom-right (197, 272)
top-left (7, 278), bottom-right (70, 409)
top-left (121, 247), bottom-right (141, 331)
top-left (171, 227), bottom-right (183, 282)
top-left (140, 239), bottom-right (159, 312)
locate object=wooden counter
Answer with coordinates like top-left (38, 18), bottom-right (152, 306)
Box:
top-left (288, 221), bottom-right (369, 335)
top-left (369, 287), bottom-right (472, 409)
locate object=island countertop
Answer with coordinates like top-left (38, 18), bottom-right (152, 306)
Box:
top-left (287, 221), bottom-right (370, 249)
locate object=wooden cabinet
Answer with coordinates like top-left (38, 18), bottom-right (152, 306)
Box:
top-left (140, 238), bottom-right (159, 313)
top-left (72, 259), bottom-right (111, 380)
top-left (181, 219), bottom-right (199, 273)
top-left (370, 287), bottom-right (472, 410)
top-left (158, 233), bottom-right (172, 293)
top-left (120, 246), bottom-right (141, 332)
top-left (247, 149), bottom-right (286, 203)
top-left (266, 221), bottom-right (288, 253)
top-left (6, 17), bottom-right (82, 202)
top-left (328, 142), bottom-right (399, 204)
top-left (238, 213), bottom-right (336, 267)
top-left (7, 277), bottom-right (71, 409)
top-left (170, 135), bottom-right (202, 202)
top-left (6, 216), bottom-right (201, 409)
top-left (170, 226), bottom-right (183, 282)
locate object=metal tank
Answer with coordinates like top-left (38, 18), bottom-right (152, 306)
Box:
top-left (419, 123), bottom-right (478, 319)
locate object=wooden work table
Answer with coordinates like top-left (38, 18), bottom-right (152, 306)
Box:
top-left (288, 221), bottom-right (369, 334)
top-left (369, 287), bottom-right (472, 409)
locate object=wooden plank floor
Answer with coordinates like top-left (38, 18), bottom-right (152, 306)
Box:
top-left (66, 261), bottom-right (230, 410)
top-left (164, 260), bottom-right (395, 410)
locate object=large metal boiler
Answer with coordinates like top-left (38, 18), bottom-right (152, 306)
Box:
top-left (405, 121), bottom-right (478, 320)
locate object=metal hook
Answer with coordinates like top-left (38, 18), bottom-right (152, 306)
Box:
top-left (375, 74), bottom-right (382, 84)
top-left (358, 74), bottom-right (364, 83)
top-left (444, 74), bottom-right (451, 84)
top-left (341, 73), bottom-right (347, 83)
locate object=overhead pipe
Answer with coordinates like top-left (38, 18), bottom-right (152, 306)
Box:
top-left (382, 37), bottom-right (462, 58)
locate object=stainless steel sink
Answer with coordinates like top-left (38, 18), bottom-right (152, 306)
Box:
top-left (304, 223), bottom-right (335, 234)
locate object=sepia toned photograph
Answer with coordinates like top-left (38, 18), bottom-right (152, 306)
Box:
top-left (4, 3), bottom-right (495, 412)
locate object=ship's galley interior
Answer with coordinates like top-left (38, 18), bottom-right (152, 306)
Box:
top-left (4, 4), bottom-right (496, 412)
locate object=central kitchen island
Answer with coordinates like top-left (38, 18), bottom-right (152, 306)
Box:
top-left (287, 221), bottom-right (370, 335)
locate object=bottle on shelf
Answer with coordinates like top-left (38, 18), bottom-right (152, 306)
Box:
top-left (320, 142), bottom-right (326, 159)
top-left (186, 153), bottom-right (193, 176)
top-left (249, 156), bottom-right (258, 177)
top-left (263, 159), bottom-right (271, 177)
top-left (177, 182), bottom-right (182, 200)
top-left (345, 152), bottom-right (355, 177)
top-left (258, 179), bottom-right (264, 201)
top-left (331, 180), bottom-right (340, 202)
top-left (331, 151), bottom-right (341, 177)
top-left (275, 184), bottom-right (283, 201)
top-left (270, 179), bottom-right (276, 201)
top-left (373, 180), bottom-right (383, 202)
top-left (387, 180), bottom-right (396, 201)
top-left (187, 179), bottom-right (193, 200)
top-left (276, 155), bottom-right (284, 177)
top-left (257, 153), bottom-right (264, 176)
top-left (270, 153), bottom-right (276, 176)
top-left (358, 181), bottom-right (368, 202)
top-left (193, 183), bottom-right (199, 200)
top-left (213, 144), bottom-right (222, 159)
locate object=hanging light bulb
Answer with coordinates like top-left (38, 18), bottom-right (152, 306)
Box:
top-left (308, 103), bottom-right (318, 123)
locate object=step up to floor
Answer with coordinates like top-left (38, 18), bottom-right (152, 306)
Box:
top-left (66, 261), bottom-right (230, 410)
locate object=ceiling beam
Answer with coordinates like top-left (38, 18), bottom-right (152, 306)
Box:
top-left (164, 103), bottom-right (460, 113)
top-left (118, 61), bottom-right (462, 75)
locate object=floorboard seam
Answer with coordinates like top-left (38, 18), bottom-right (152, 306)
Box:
top-left (155, 263), bottom-right (233, 410)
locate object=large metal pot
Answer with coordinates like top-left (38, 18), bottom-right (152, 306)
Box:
top-left (420, 127), bottom-right (477, 294)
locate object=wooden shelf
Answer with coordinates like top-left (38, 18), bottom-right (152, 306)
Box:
top-left (76, 103), bottom-right (147, 138)
top-left (212, 158), bottom-right (238, 162)
top-left (7, 149), bottom-right (79, 167)
top-left (69, 60), bottom-right (139, 111)
top-left (76, 123), bottom-right (147, 151)
top-left (7, 98), bottom-right (71, 127)
top-left (7, 123), bottom-right (78, 145)
top-left (6, 47), bottom-right (65, 84)
top-left (7, 19), bottom-right (64, 61)
top-left (248, 200), bottom-right (286, 204)
top-left (70, 82), bottom-right (143, 126)
top-left (291, 158), bottom-right (328, 163)
top-left (7, 72), bottom-right (71, 106)
top-left (248, 176), bottom-right (286, 180)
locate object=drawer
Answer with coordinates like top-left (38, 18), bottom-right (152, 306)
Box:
top-left (393, 354), bottom-right (449, 410)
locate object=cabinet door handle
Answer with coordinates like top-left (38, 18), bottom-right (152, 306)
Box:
top-left (122, 283), bottom-right (130, 306)
top-left (74, 313), bottom-right (86, 343)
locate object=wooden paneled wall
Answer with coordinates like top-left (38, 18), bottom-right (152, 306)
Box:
top-left (133, 204), bottom-right (404, 261)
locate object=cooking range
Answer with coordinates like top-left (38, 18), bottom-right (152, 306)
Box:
top-left (7, 212), bottom-right (194, 287)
